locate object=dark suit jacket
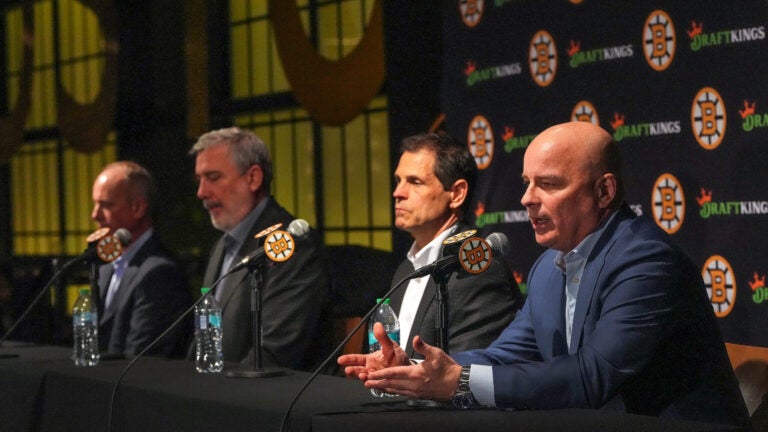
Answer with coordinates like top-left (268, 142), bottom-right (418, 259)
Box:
top-left (452, 206), bottom-right (750, 427)
top-left (202, 198), bottom-right (330, 371)
top-left (98, 234), bottom-right (192, 357)
top-left (389, 224), bottom-right (522, 358)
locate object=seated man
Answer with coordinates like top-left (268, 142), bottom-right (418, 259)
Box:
top-left (91, 161), bottom-right (192, 357)
top-left (340, 122), bottom-right (750, 428)
top-left (388, 132), bottom-right (521, 357)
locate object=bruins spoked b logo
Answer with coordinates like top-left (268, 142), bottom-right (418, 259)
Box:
top-left (652, 173), bottom-right (685, 234)
top-left (264, 230), bottom-right (295, 262)
top-left (702, 255), bottom-right (737, 318)
top-left (643, 10), bottom-right (676, 71)
top-left (691, 87), bottom-right (727, 150)
top-left (571, 101), bottom-right (600, 126)
top-left (529, 30), bottom-right (557, 87)
top-left (467, 115), bottom-right (494, 169)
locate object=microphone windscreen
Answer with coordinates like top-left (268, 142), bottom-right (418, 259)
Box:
top-left (114, 228), bottom-right (133, 247)
top-left (287, 219), bottom-right (310, 239)
top-left (486, 232), bottom-right (510, 257)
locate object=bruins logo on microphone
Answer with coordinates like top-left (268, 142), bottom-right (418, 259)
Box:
top-left (254, 222), bottom-right (283, 239)
top-left (459, 237), bottom-right (492, 275)
top-left (264, 229), bottom-right (295, 262)
top-left (444, 229), bottom-right (477, 245)
top-left (97, 233), bottom-right (123, 263)
top-left (85, 227), bottom-right (110, 243)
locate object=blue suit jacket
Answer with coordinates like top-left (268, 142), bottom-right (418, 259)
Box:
top-left (452, 206), bottom-right (749, 427)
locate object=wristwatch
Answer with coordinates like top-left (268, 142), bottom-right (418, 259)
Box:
top-left (450, 365), bottom-right (477, 409)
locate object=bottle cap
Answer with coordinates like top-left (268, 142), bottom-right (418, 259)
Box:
top-left (375, 298), bottom-right (391, 305)
top-left (79, 288), bottom-right (90, 295)
top-left (201, 287), bottom-right (212, 295)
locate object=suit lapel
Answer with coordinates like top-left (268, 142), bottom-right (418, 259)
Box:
top-left (98, 264), bottom-right (113, 322)
top-left (568, 208), bottom-right (630, 354)
top-left (407, 277), bottom-right (437, 355)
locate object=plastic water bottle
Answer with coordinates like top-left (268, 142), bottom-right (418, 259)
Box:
top-left (195, 287), bottom-right (223, 373)
top-left (368, 298), bottom-right (400, 397)
top-left (72, 288), bottom-right (100, 366)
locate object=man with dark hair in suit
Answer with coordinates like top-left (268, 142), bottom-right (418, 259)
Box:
top-left (92, 161), bottom-right (192, 357)
top-left (387, 132), bottom-right (521, 358)
top-left (340, 122), bottom-right (749, 428)
top-left (190, 127), bottom-right (329, 371)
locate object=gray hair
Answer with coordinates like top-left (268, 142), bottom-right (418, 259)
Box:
top-left (189, 126), bottom-right (273, 189)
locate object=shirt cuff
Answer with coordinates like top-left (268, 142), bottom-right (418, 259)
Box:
top-left (469, 364), bottom-right (495, 407)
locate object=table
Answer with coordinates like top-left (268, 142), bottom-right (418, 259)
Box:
top-left (0, 343), bottom-right (744, 432)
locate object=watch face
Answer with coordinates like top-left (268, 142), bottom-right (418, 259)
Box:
top-left (451, 392), bottom-right (475, 410)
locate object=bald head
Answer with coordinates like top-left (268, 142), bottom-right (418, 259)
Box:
top-left (520, 122), bottom-right (623, 252)
top-left (91, 161), bottom-right (154, 239)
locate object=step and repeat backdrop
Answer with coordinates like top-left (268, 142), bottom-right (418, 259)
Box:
top-left (441, 0), bottom-right (768, 351)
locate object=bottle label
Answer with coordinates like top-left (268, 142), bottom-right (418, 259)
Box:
top-left (368, 331), bottom-right (400, 347)
top-left (198, 315), bottom-right (208, 329)
top-left (81, 311), bottom-right (91, 323)
top-left (209, 314), bottom-right (221, 328)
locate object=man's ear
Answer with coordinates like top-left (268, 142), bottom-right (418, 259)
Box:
top-left (595, 174), bottom-right (617, 208)
top-left (131, 197), bottom-right (149, 219)
top-left (246, 164), bottom-right (264, 193)
top-left (449, 179), bottom-right (469, 211)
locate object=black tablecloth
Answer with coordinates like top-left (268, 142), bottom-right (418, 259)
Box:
top-left (0, 344), bottom-right (744, 432)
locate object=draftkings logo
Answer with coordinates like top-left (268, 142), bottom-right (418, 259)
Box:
top-left (687, 21), bottom-right (766, 51)
top-left (459, 0), bottom-right (484, 28)
top-left (651, 173), bottom-right (685, 235)
top-left (703, 255), bottom-right (737, 318)
top-left (474, 202), bottom-right (529, 228)
top-left (467, 115), bottom-right (494, 170)
top-left (691, 87), bottom-right (727, 150)
top-left (571, 101), bottom-right (600, 126)
top-left (696, 188), bottom-right (768, 219)
top-left (749, 271), bottom-right (768, 305)
top-left (513, 269), bottom-right (527, 295)
top-left (738, 99), bottom-right (768, 132)
top-left (501, 125), bottom-right (536, 153)
top-left (609, 112), bottom-right (682, 142)
top-left (529, 30), bottom-right (558, 87)
top-left (642, 10), bottom-right (676, 71)
top-left (464, 60), bottom-right (522, 87)
top-left (567, 40), bottom-right (633, 68)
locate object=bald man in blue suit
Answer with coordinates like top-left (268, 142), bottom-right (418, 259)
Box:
top-left (339, 122), bottom-right (749, 428)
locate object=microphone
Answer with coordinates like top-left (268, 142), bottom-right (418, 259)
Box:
top-left (408, 231), bottom-right (508, 279)
top-left (0, 228), bottom-right (132, 350)
top-left (228, 219), bottom-right (310, 272)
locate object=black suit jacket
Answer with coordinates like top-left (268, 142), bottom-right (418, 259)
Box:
top-left (202, 198), bottom-right (331, 370)
top-left (98, 234), bottom-right (192, 357)
top-left (389, 225), bottom-right (522, 358)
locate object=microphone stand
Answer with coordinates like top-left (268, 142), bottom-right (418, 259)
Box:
top-left (434, 270), bottom-right (451, 354)
top-left (90, 261), bottom-right (101, 315)
top-left (225, 258), bottom-right (288, 378)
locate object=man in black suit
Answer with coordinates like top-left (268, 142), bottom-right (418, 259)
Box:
top-left (91, 161), bottom-right (192, 357)
top-left (190, 127), bottom-right (329, 370)
top-left (387, 132), bottom-right (521, 358)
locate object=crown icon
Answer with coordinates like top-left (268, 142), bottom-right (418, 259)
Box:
top-left (739, 100), bottom-right (756, 119)
top-left (474, 201), bottom-right (485, 217)
top-left (696, 187), bottom-right (713, 206)
top-left (502, 125), bottom-right (515, 141)
top-left (464, 61), bottom-right (477, 76)
top-left (610, 113), bottom-right (625, 130)
top-left (749, 272), bottom-right (766, 291)
top-left (513, 270), bottom-right (524, 285)
top-left (567, 40), bottom-right (581, 57)
top-left (687, 20), bottom-right (704, 39)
